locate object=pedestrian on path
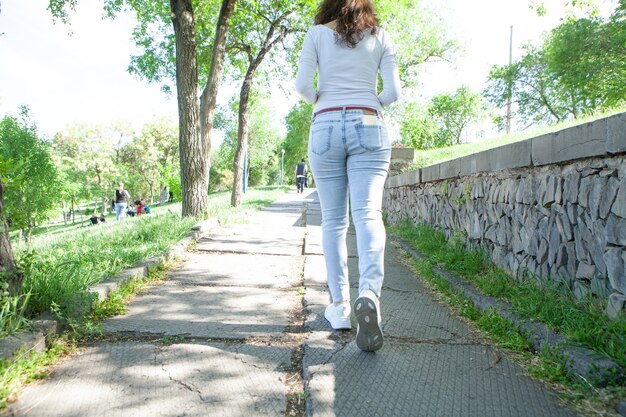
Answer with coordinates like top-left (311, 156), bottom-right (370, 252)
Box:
top-left (295, 0), bottom-right (401, 351)
top-left (295, 158), bottom-right (308, 193)
top-left (114, 182), bottom-right (131, 221)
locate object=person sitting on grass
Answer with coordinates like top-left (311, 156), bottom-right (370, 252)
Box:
top-left (135, 199), bottom-right (143, 217)
top-left (141, 200), bottom-right (151, 214)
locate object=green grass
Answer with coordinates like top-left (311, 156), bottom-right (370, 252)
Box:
top-left (405, 107), bottom-right (626, 170)
top-left (0, 285), bottom-right (30, 338)
top-left (0, 186), bottom-right (289, 411)
top-left (391, 221), bottom-right (626, 414)
top-left (0, 337), bottom-right (74, 411)
top-left (389, 220), bottom-right (626, 372)
top-left (4, 187), bottom-right (288, 334)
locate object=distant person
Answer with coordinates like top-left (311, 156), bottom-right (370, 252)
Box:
top-left (114, 182), bottom-right (131, 221)
top-left (90, 213), bottom-right (99, 225)
top-left (99, 214), bottom-right (106, 223)
top-left (295, 0), bottom-right (401, 351)
top-left (142, 202), bottom-right (151, 214)
top-left (169, 190), bottom-right (174, 202)
top-left (135, 199), bottom-right (143, 217)
top-left (295, 158), bottom-right (308, 193)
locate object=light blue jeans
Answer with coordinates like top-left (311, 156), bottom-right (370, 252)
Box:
top-left (308, 109), bottom-right (391, 303)
top-left (115, 203), bottom-right (127, 221)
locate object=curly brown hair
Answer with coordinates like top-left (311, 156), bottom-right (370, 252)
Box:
top-left (314, 0), bottom-right (379, 48)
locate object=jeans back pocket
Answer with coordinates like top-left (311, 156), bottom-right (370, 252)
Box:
top-left (355, 122), bottom-right (388, 151)
top-left (309, 124), bottom-right (333, 155)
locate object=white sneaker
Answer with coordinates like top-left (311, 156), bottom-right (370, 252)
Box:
top-left (324, 302), bottom-right (351, 330)
top-left (354, 290), bottom-right (383, 352)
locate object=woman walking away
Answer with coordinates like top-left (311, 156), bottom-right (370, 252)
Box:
top-left (295, 0), bottom-right (401, 351)
top-left (114, 182), bottom-right (131, 221)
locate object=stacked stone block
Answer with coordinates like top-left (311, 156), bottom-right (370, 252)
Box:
top-left (384, 113), bottom-right (626, 318)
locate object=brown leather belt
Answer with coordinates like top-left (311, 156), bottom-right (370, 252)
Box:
top-left (314, 106), bottom-right (379, 117)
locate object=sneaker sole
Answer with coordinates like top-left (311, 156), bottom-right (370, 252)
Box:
top-left (324, 309), bottom-right (351, 330)
top-left (354, 296), bottom-right (383, 351)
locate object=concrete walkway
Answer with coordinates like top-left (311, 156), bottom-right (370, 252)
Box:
top-left (5, 190), bottom-right (579, 417)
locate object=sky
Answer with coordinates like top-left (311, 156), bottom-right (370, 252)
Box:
top-left (0, 0), bottom-right (618, 139)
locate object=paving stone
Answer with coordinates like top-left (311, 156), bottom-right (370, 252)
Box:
top-left (305, 285), bottom-right (473, 342)
top-left (171, 252), bottom-right (304, 289)
top-left (6, 190), bottom-right (584, 417)
top-left (195, 225), bottom-right (305, 255)
top-left (103, 283), bottom-right (294, 339)
top-left (305, 226), bottom-right (324, 255)
top-left (304, 255), bottom-right (328, 287)
top-left (7, 342), bottom-right (291, 417)
top-left (303, 339), bottom-right (577, 417)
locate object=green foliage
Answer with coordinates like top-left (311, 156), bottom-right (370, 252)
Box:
top-left (211, 94), bottom-right (284, 190)
top-left (102, 0), bottom-right (220, 92)
top-left (281, 102), bottom-right (313, 185)
top-left (544, 15), bottom-right (626, 111)
top-left (51, 123), bottom-right (123, 208)
top-left (0, 108), bottom-right (59, 232)
top-left (246, 96), bottom-right (283, 187)
top-left (484, 3), bottom-right (625, 129)
top-left (429, 87), bottom-right (486, 145)
top-left (16, 208), bottom-right (195, 322)
top-left (400, 87), bottom-right (485, 149)
top-left (120, 116), bottom-right (179, 201)
top-left (399, 102), bottom-right (439, 149)
top-left (530, 346), bottom-right (573, 384)
top-left (8, 188), bottom-right (284, 330)
top-left (0, 281), bottom-right (30, 337)
top-left (377, 0), bottom-right (457, 86)
top-left (476, 309), bottom-right (532, 351)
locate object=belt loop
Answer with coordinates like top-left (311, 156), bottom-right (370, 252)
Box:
top-left (341, 106), bottom-right (346, 117)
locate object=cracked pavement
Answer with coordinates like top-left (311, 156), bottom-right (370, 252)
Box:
top-left (5, 190), bottom-right (581, 417)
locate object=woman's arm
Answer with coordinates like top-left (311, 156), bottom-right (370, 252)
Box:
top-left (295, 28), bottom-right (319, 104)
top-left (378, 30), bottom-right (402, 106)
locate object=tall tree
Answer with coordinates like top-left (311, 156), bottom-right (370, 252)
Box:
top-left (49, 0), bottom-right (238, 217)
top-left (429, 87), bottom-right (485, 145)
top-left (0, 5), bottom-right (22, 298)
top-left (53, 123), bottom-right (119, 215)
top-left (0, 19), bottom-right (22, 293)
top-left (170, 0), bottom-right (237, 216)
top-left (377, 0), bottom-right (457, 87)
top-left (0, 173), bottom-right (22, 298)
top-left (399, 101), bottom-right (439, 149)
top-left (120, 117), bottom-right (179, 202)
top-left (484, 1), bottom-right (625, 129)
top-left (399, 87), bottom-right (485, 149)
top-left (228, 0), bottom-right (315, 207)
top-left (0, 110), bottom-right (59, 238)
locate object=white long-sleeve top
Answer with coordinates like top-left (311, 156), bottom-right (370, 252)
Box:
top-left (295, 25), bottom-right (401, 113)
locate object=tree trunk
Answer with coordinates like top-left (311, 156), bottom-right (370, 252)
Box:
top-left (171, 0), bottom-right (237, 218)
top-left (171, 0), bottom-right (205, 217)
top-left (231, 76), bottom-right (253, 207)
top-left (199, 0), bottom-right (237, 199)
top-left (0, 174), bottom-right (23, 297)
top-left (229, 15), bottom-right (290, 207)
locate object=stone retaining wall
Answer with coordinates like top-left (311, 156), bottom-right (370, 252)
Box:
top-left (383, 112), bottom-right (626, 317)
